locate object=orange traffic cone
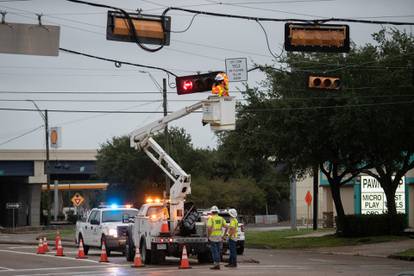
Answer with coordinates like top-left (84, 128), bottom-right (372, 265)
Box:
top-left (36, 237), bottom-right (45, 254)
top-left (179, 245), bottom-right (191, 269)
top-left (76, 239), bottom-right (87, 259)
top-left (55, 238), bottom-right (64, 256)
top-left (43, 236), bottom-right (49, 252)
top-left (131, 246), bottom-right (144, 268)
top-left (160, 219), bottom-right (169, 234)
top-left (55, 231), bottom-right (61, 250)
top-left (99, 241), bottom-right (109, 263)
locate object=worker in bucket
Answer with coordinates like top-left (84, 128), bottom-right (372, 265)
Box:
top-left (225, 208), bottom-right (239, 268)
top-left (211, 72), bottom-right (229, 97)
top-left (207, 205), bottom-right (227, 270)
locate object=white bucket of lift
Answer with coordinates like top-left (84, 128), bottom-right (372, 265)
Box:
top-left (202, 96), bottom-right (236, 131)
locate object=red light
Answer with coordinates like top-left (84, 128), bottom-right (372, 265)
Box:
top-left (182, 80), bottom-right (193, 91)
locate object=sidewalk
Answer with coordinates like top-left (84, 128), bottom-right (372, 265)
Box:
top-left (0, 232), bottom-right (76, 248)
top-left (305, 238), bottom-right (414, 258)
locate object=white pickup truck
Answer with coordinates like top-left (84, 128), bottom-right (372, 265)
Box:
top-left (75, 206), bottom-right (139, 256)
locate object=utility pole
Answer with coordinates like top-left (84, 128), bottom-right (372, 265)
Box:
top-left (313, 165), bottom-right (319, 230)
top-left (27, 100), bottom-right (51, 224)
top-left (162, 78), bottom-right (170, 194)
top-left (290, 176), bottom-right (297, 230)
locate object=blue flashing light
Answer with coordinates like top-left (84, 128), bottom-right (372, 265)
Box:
top-left (110, 203), bottom-right (118, 209)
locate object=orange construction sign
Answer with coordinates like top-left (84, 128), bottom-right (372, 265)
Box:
top-left (305, 191), bottom-right (312, 206)
top-left (71, 193), bottom-right (84, 207)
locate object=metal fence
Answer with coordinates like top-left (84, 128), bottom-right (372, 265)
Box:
top-left (254, 215), bottom-right (278, 224)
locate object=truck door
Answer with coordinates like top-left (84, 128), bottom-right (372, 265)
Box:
top-left (84, 210), bottom-right (98, 245)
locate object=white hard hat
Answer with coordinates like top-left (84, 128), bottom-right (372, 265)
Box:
top-left (211, 205), bottom-right (219, 213)
top-left (229, 208), bottom-right (237, 218)
top-left (215, 73), bottom-right (224, 81)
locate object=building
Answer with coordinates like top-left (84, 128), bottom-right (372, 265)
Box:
top-left (296, 170), bottom-right (414, 228)
top-left (0, 150), bottom-right (106, 227)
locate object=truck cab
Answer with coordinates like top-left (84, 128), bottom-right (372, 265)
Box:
top-left (75, 205), bottom-right (138, 256)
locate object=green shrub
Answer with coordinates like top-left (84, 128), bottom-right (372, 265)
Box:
top-left (336, 214), bottom-right (407, 237)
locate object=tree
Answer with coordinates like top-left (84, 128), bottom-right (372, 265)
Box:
top-left (220, 29), bottom-right (414, 226)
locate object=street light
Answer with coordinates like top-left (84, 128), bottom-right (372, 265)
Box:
top-left (27, 100), bottom-right (51, 223)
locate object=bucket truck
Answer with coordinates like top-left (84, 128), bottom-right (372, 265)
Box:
top-left (125, 96), bottom-right (236, 264)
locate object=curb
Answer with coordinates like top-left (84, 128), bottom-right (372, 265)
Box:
top-left (389, 254), bottom-right (414, 262)
top-left (0, 240), bottom-right (77, 248)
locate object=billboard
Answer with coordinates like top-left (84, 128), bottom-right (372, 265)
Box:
top-left (361, 175), bottom-right (405, 214)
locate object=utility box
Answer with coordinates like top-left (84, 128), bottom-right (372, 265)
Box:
top-left (202, 96), bottom-right (236, 131)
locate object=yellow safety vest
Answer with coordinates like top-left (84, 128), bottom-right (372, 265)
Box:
top-left (207, 214), bottom-right (226, 238)
top-left (229, 218), bottom-right (239, 240)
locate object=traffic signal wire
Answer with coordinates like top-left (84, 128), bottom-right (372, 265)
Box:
top-left (66, 0), bottom-right (166, 52)
top-left (162, 7), bottom-right (414, 25)
top-left (59, 48), bottom-right (178, 77)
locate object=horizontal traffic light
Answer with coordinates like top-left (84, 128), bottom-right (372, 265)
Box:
top-left (285, 23), bottom-right (350, 53)
top-left (176, 71), bottom-right (222, 95)
top-left (106, 11), bottom-right (171, 45)
top-left (308, 75), bottom-right (341, 90)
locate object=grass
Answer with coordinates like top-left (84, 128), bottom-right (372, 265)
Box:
top-left (245, 229), bottom-right (408, 249)
top-left (390, 248), bottom-right (414, 261)
top-left (44, 228), bottom-right (76, 241)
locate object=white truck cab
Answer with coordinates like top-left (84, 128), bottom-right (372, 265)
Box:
top-left (75, 205), bottom-right (138, 256)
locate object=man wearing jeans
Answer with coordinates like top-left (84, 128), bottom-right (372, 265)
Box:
top-left (207, 206), bottom-right (227, 270)
top-left (225, 209), bottom-right (239, 268)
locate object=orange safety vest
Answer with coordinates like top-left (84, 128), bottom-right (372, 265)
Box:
top-left (212, 83), bottom-right (229, 97)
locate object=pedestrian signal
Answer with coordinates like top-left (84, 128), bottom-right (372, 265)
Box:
top-left (285, 23), bottom-right (350, 53)
top-left (176, 71), bottom-right (221, 95)
top-left (308, 75), bottom-right (341, 90)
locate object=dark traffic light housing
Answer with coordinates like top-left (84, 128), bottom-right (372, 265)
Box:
top-left (176, 71), bottom-right (222, 95)
top-left (107, 11), bottom-right (171, 45)
top-left (308, 75), bottom-right (341, 90)
top-left (285, 23), bottom-right (350, 53)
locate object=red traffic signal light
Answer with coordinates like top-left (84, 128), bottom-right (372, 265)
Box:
top-left (308, 75), bottom-right (341, 90)
top-left (285, 23), bottom-right (350, 53)
top-left (176, 71), bottom-right (222, 95)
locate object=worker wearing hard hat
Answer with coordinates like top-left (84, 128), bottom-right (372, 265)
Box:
top-left (211, 73), bottom-right (229, 97)
top-left (225, 208), bottom-right (239, 268)
top-left (207, 205), bottom-right (227, 270)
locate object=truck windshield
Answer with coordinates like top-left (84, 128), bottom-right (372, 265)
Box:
top-left (102, 210), bottom-right (138, 223)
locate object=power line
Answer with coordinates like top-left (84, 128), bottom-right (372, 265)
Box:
top-left (0, 90), bottom-right (243, 94)
top-left (0, 107), bottom-right (204, 114)
top-left (0, 125), bottom-right (43, 146)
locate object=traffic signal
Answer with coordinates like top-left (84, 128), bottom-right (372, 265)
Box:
top-left (285, 23), bottom-right (350, 53)
top-left (106, 11), bottom-right (171, 45)
top-left (176, 71), bottom-right (222, 95)
top-left (308, 75), bottom-right (341, 90)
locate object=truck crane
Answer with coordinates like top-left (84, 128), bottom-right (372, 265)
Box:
top-left (125, 96), bottom-right (236, 264)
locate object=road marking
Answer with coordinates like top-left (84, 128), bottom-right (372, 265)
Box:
top-left (0, 267), bottom-right (13, 271)
top-left (8, 246), bottom-right (36, 249)
top-left (0, 249), bottom-right (106, 264)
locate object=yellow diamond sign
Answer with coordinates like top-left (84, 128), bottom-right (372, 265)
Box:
top-left (71, 193), bottom-right (84, 207)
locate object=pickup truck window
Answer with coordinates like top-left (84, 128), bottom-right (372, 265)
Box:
top-left (102, 210), bottom-right (138, 223)
top-left (88, 210), bottom-right (98, 223)
top-left (146, 206), bottom-right (163, 217)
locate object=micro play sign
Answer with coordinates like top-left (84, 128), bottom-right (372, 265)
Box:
top-left (361, 176), bottom-right (405, 214)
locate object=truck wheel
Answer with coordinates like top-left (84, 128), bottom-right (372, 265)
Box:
top-left (101, 236), bottom-right (111, 257)
top-left (78, 234), bottom-right (89, 255)
top-left (125, 234), bottom-right (135, 262)
top-left (140, 240), bottom-right (151, 265)
top-left (197, 251), bottom-right (212, 263)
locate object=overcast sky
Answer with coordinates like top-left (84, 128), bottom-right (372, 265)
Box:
top-left (0, 0), bottom-right (413, 150)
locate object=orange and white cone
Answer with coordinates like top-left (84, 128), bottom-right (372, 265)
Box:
top-left (36, 237), bottom-right (45, 254)
top-left (43, 236), bottom-right (49, 252)
top-left (55, 238), bottom-right (64, 256)
top-left (131, 246), bottom-right (144, 268)
top-left (160, 219), bottom-right (169, 234)
top-left (179, 245), bottom-right (191, 269)
top-left (99, 241), bottom-right (109, 263)
top-left (76, 239), bottom-right (87, 259)
top-left (55, 231), bottom-right (61, 250)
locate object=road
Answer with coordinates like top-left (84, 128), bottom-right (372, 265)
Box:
top-left (0, 243), bottom-right (413, 276)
